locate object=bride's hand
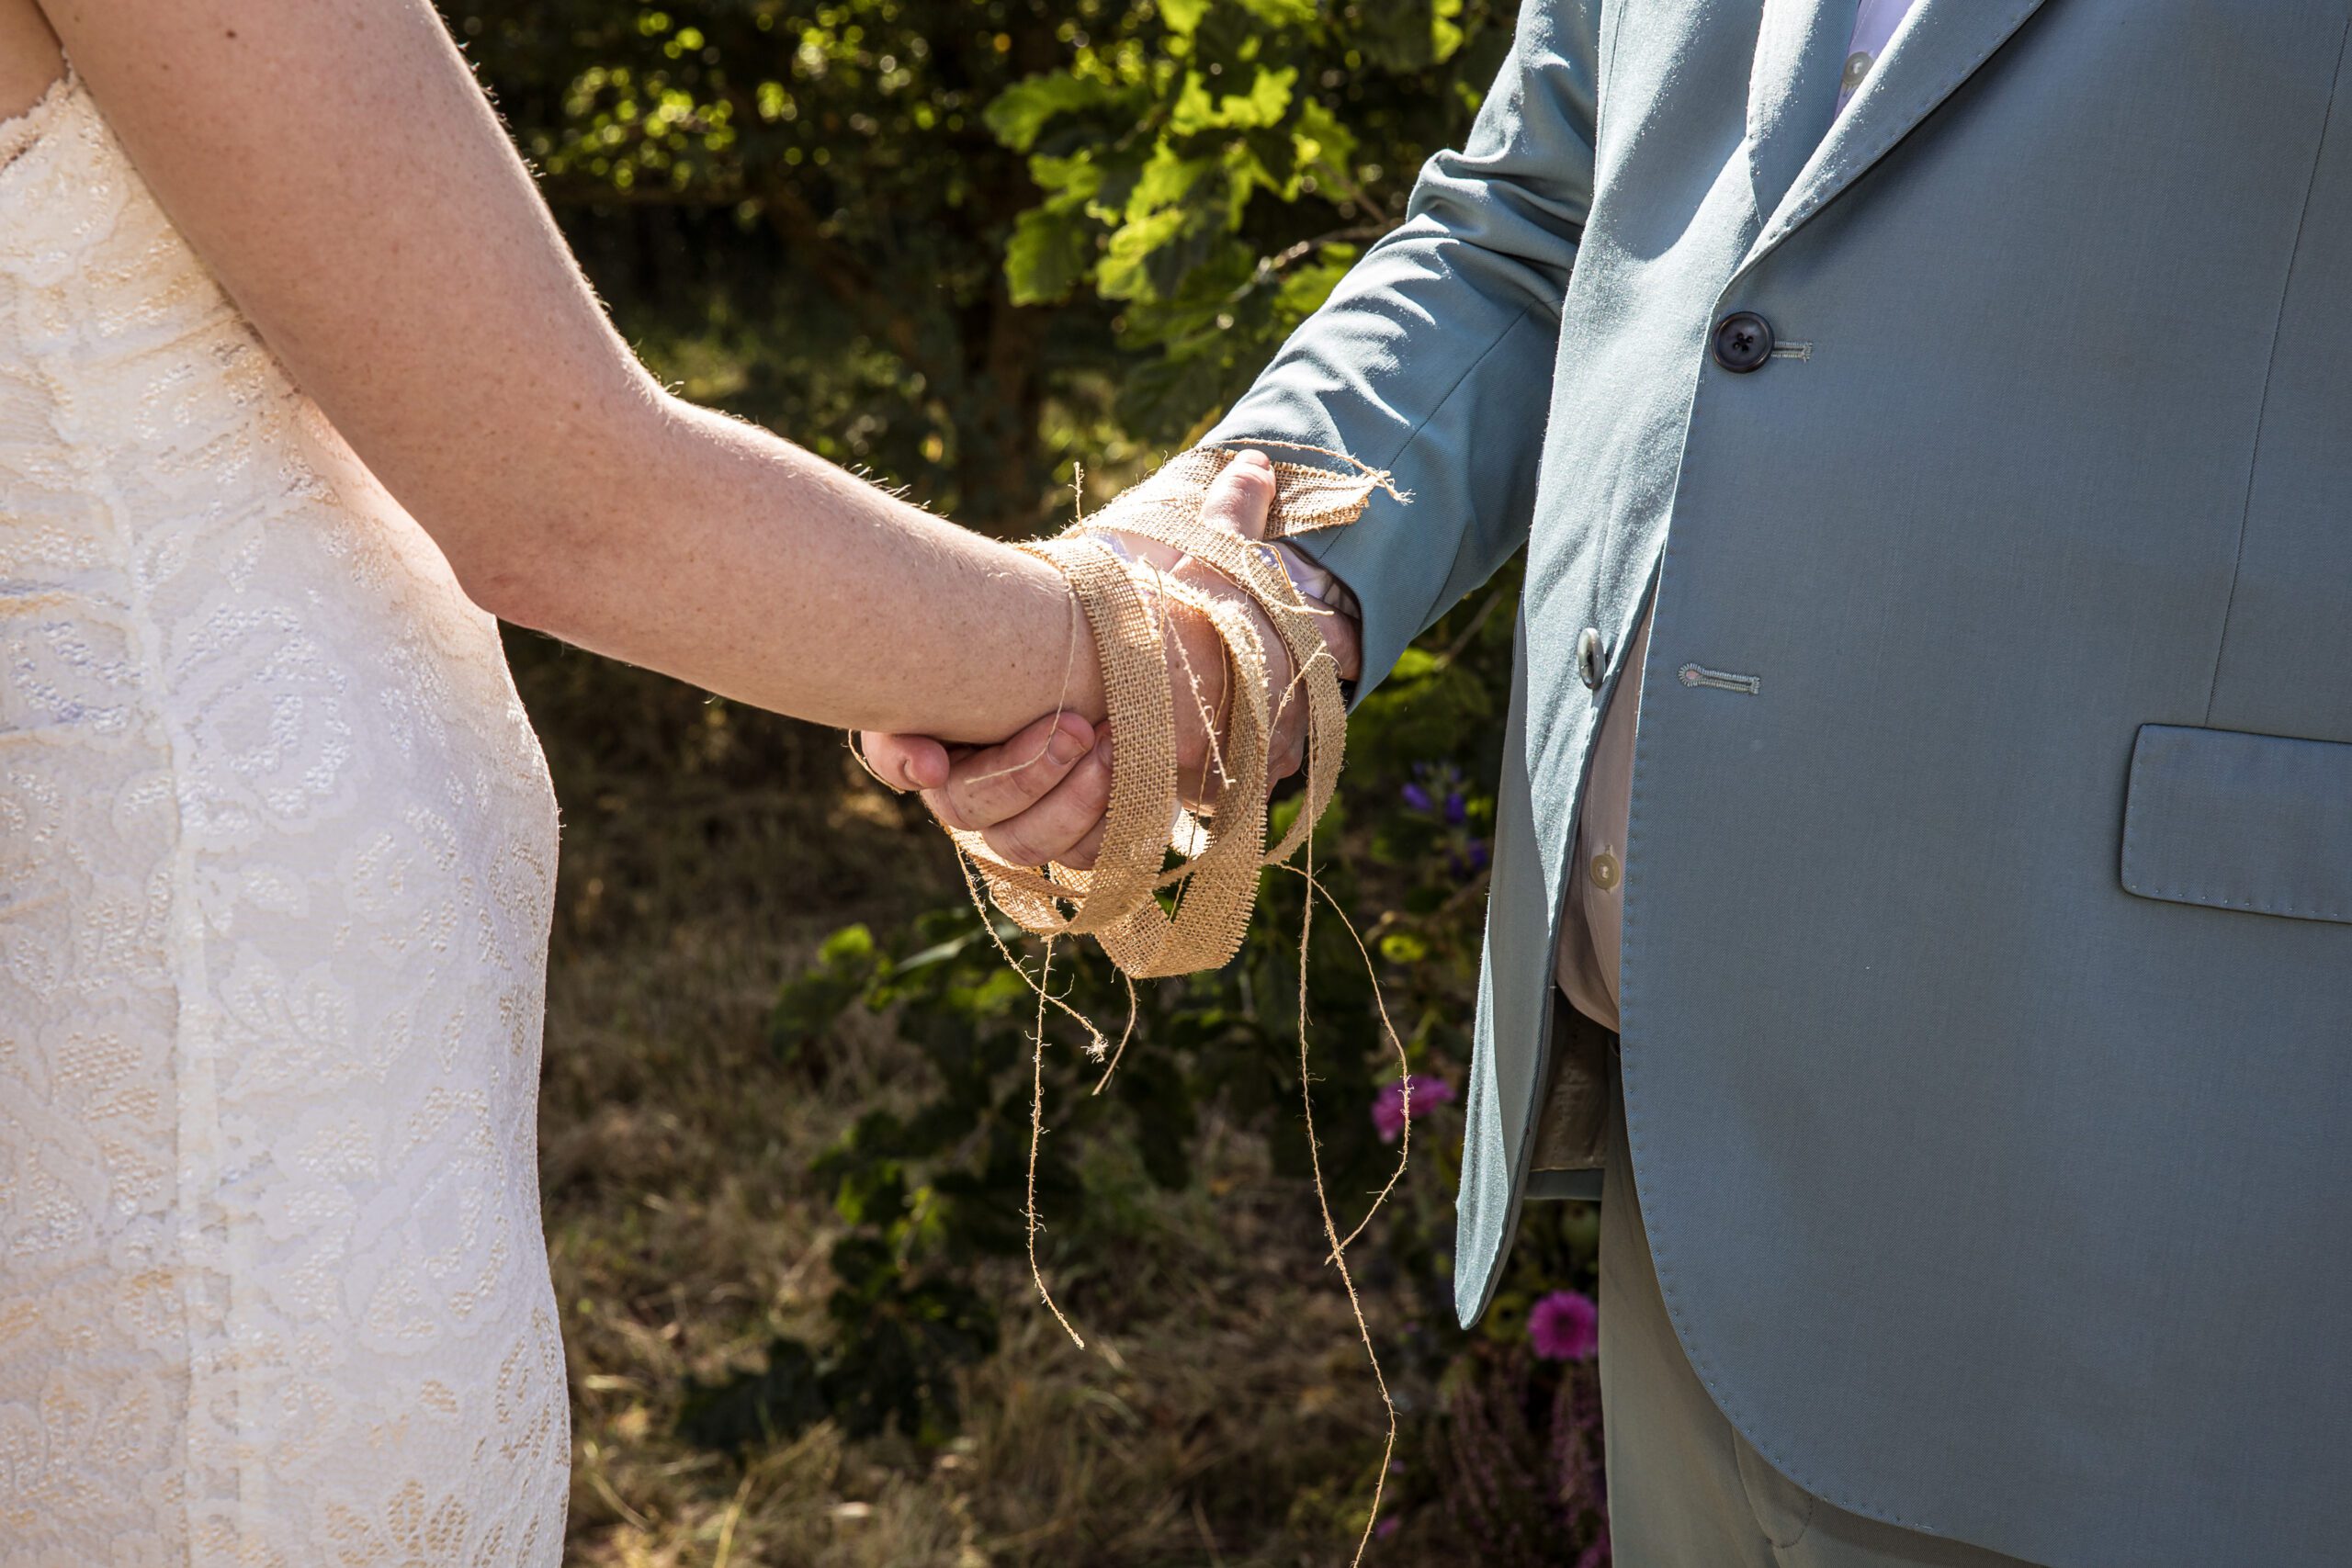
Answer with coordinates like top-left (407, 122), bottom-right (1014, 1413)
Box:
top-left (861, 452), bottom-right (1363, 869)
top-left (869, 709), bottom-right (1114, 870)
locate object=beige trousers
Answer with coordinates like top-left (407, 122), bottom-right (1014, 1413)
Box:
top-left (1599, 1069), bottom-right (2042, 1568)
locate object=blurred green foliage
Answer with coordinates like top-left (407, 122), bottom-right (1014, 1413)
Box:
top-left (447, 0), bottom-right (1514, 525)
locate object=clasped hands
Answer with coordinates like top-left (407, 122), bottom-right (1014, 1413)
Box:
top-left (860, 450), bottom-right (1363, 867)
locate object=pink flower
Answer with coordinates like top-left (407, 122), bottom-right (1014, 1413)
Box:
top-left (1371, 1074), bottom-right (1457, 1144)
top-left (1529, 1290), bottom-right (1599, 1361)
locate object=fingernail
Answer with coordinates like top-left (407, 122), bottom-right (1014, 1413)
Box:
top-left (1238, 449), bottom-right (1272, 470)
top-left (1091, 734), bottom-right (1114, 766)
top-left (1048, 725), bottom-right (1089, 765)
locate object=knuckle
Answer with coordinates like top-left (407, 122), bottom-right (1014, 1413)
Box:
top-left (1028, 750), bottom-right (1080, 795)
top-left (989, 827), bottom-right (1042, 867)
top-left (1032, 796), bottom-right (1090, 846)
top-left (990, 763), bottom-right (1042, 809)
top-left (959, 776), bottom-right (1016, 827)
top-left (963, 762), bottom-right (1051, 826)
top-left (957, 785), bottom-right (1013, 829)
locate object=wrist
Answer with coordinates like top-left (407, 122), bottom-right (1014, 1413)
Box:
top-left (1055, 581), bottom-right (1109, 725)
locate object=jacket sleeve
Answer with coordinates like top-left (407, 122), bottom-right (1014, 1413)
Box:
top-left (1201, 0), bottom-right (1601, 694)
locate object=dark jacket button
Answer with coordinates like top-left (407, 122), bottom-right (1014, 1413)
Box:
top-left (1711, 310), bottom-right (1774, 373)
top-left (1577, 626), bottom-right (1607, 689)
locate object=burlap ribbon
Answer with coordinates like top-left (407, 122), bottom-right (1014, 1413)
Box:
top-left (948, 443), bottom-right (1401, 976)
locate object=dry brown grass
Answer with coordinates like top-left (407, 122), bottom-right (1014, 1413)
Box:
top-left (530, 694), bottom-right (1471, 1568)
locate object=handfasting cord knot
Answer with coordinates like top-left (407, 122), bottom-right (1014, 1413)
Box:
top-left (950, 442), bottom-right (1396, 977)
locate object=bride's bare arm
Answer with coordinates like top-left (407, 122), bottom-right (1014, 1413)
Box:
top-left (37, 0), bottom-right (1098, 742)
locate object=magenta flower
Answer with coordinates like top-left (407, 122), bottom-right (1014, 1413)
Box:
top-left (1372, 1074), bottom-right (1457, 1144)
top-left (1529, 1290), bottom-right (1599, 1361)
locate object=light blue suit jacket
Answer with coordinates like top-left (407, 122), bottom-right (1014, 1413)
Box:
top-left (1206, 2), bottom-right (2352, 1562)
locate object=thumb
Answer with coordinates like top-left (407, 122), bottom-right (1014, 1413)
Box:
top-left (1197, 448), bottom-right (1276, 542)
top-left (859, 731), bottom-right (951, 793)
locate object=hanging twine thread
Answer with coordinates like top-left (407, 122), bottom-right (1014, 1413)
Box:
top-left (944, 442), bottom-right (1416, 1563)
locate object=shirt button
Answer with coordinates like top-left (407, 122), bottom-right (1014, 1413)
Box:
top-left (1577, 626), bottom-right (1607, 689)
top-left (1711, 310), bottom-right (1775, 373)
top-left (1588, 851), bottom-right (1622, 891)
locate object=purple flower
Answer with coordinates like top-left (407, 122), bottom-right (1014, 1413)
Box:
top-left (1450, 837), bottom-right (1490, 877)
top-left (1400, 781), bottom-right (1434, 812)
top-left (1443, 790), bottom-right (1466, 826)
top-left (1374, 1516), bottom-right (1402, 1540)
top-left (1372, 1074), bottom-right (1457, 1144)
top-left (1529, 1290), bottom-right (1599, 1362)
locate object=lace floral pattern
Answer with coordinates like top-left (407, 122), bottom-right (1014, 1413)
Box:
top-left (0, 76), bottom-right (567, 1564)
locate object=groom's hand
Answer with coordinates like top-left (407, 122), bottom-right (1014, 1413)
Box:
top-left (859, 450), bottom-right (1363, 868)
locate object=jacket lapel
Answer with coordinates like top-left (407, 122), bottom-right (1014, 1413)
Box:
top-left (1745, 0), bottom-right (1865, 221)
top-left (1736, 0), bottom-right (2055, 278)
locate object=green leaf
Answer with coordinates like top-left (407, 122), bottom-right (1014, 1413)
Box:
top-left (1433, 0), bottom-right (1469, 62)
top-left (1005, 205), bottom-right (1100, 305)
top-left (1234, 0), bottom-right (1317, 25)
top-left (1095, 206), bottom-right (1191, 300)
top-left (1272, 255), bottom-right (1351, 322)
top-left (768, 922), bottom-right (880, 1063)
top-left (1169, 63), bottom-right (1296, 134)
top-left (1290, 97), bottom-right (1359, 182)
top-left (1125, 146), bottom-right (1216, 220)
top-left (1232, 62), bottom-right (1298, 129)
top-left (1159, 0), bottom-right (1211, 37)
top-left (1168, 70), bottom-right (1218, 136)
top-left (984, 71), bottom-right (1115, 152)
top-left (833, 1160), bottom-right (909, 1226)
top-left (1029, 152), bottom-right (1109, 209)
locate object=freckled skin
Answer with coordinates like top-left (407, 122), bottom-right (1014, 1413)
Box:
top-left (0, 0), bottom-right (1109, 743)
top-left (0, 0), bottom-right (59, 112)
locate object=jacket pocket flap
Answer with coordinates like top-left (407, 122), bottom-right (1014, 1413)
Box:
top-left (2121, 725), bottom-right (2352, 924)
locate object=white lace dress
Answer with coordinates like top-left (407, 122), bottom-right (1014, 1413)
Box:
top-left (0, 74), bottom-right (569, 1565)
